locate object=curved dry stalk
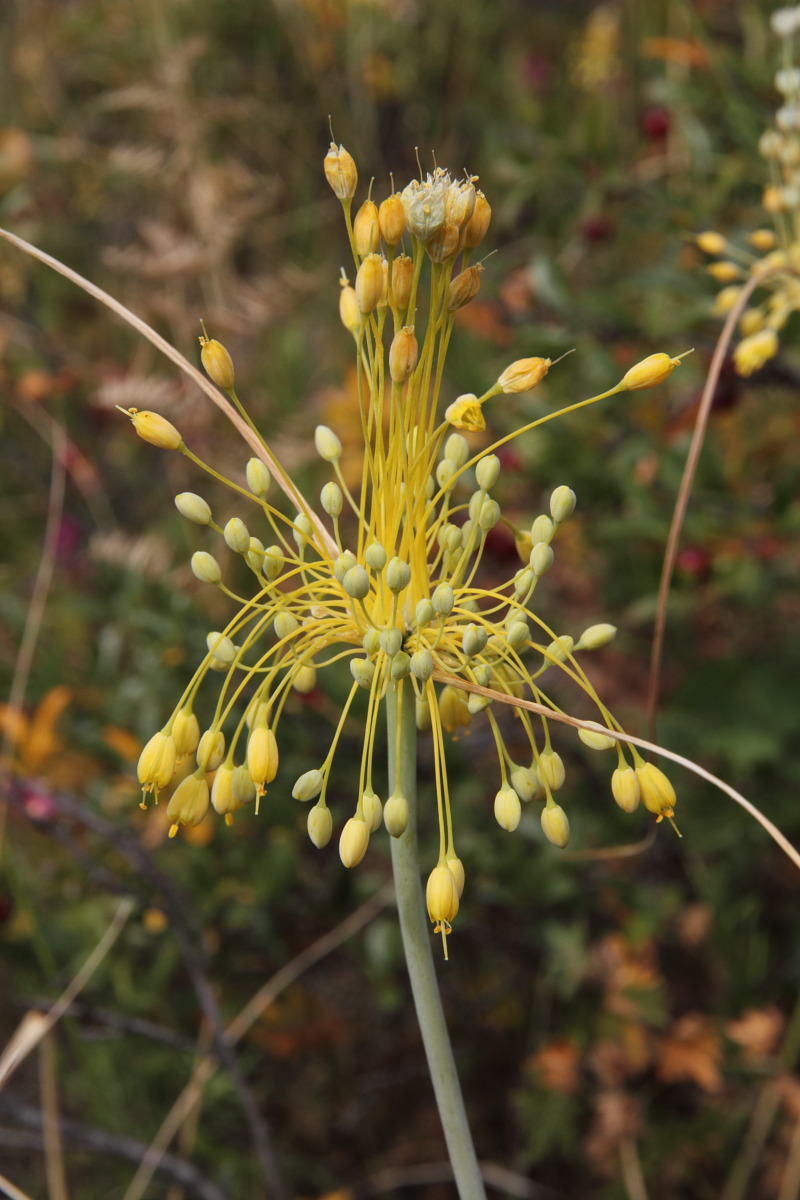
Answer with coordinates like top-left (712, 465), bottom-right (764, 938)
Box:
top-left (0, 1173), bottom-right (36, 1200)
top-left (646, 267), bottom-right (781, 739)
top-left (434, 670), bottom-right (800, 873)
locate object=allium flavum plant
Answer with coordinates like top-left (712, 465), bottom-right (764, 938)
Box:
top-left (697, 5), bottom-right (800, 375)
top-left (130, 142), bottom-right (687, 958)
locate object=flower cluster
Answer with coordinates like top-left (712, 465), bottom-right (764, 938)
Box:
top-left (127, 142), bottom-right (684, 952)
top-left (697, 6), bottom-right (800, 375)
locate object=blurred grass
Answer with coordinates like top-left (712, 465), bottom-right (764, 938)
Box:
top-left (2, 1), bottom-right (800, 1198)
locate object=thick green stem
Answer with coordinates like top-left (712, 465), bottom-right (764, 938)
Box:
top-left (387, 682), bottom-right (487, 1200)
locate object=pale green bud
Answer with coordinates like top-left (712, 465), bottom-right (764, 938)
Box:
top-left (384, 790), bottom-right (409, 837)
top-left (475, 454), bottom-right (501, 491)
top-left (416, 599), bottom-right (434, 628)
top-left (530, 514), bottom-right (554, 544)
top-left (468, 490), bottom-right (484, 521)
top-left (175, 492), bottom-right (212, 525)
top-left (537, 749), bottom-right (565, 791)
top-left (541, 802), bottom-right (570, 847)
top-left (379, 627), bottom-right (403, 658)
top-left (315, 424), bottom-right (342, 462)
top-left (550, 485), bottom-right (577, 524)
top-left (443, 525), bottom-right (463, 552)
top-left (576, 623), bottom-right (617, 651)
top-left (191, 551), bottom-right (221, 584)
top-left (365, 542), bottom-right (387, 571)
top-left (410, 648), bottom-right (433, 680)
top-left (293, 513), bottom-right (313, 546)
top-left (307, 803), bottom-right (333, 848)
top-left (334, 551), bottom-right (357, 583)
top-left (343, 564), bottom-right (370, 599)
top-left (530, 542), bottom-right (554, 576)
top-left (472, 663), bottom-right (491, 686)
top-left (543, 635), bottom-right (573, 665)
top-left (246, 457), bottom-right (271, 497)
top-left (478, 497), bottom-right (500, 532)
top-left (362, 788), bottom-right (383, 833)
top-left (432, 582), bottom-right (454, 615)
top-left (510, 765), bottom-right (542, 803)
top-left (350, 658), bottom-right (376, 689)
top-left (247, 537), bottom-right (265, 572)
top-left (206, 631), bottom-right (236, 666)
top-left (462, 623), bottom-right (488, 658)
top-left (444, 433), bottom-right (469, 467)
top-left (320, 481), bottom-right (343, 518)
top-left (494, 785), bottom-right (522, 832)
top-left (386, 556), bottom-right (411, 593)
top-left (514, 568), bottom-right (535, 598)
top-left (274, 610), bottom-right (299, 640)
top-left (224, 516), bottom-right (250, 554)
top-left (390, 651), bottom-right (411, 680)
top-left (293, 768), bottom-right (324, 802)
top-left (468, 692), bottom-right (491, 714)
top-left (578, 722), bottom-right (617, 751)
top-left (506, 620), bottom-right (529, 651)
top-left (362, 628), bottom-right (381, 655)
top-left (263, 544), bottom-right (284, 581)
top-left (436, 458), bottom-right (458, 488)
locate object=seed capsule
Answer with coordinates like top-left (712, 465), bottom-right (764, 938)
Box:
top-left (389, 327), bottom-right (419, 383)
top-left (463, 191), bottom-right (491, 248)
top-left (448, 264), bottom-right (483, 311)
top-left (390, 254), bottom-right (414, 311)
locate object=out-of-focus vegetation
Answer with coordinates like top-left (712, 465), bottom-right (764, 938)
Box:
top-left (2, 1), bottom-right (800, 1197)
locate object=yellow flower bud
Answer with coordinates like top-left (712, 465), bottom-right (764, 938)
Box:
top-left (541, 801), bottom-right (570, 848)
top-left (708, 261), bottom-right (740, 283)
top-left (324, 142), bottom-right (358, 201)
top-left (494, 785), bottom-right (522, 831)
top-left (444, 394), bottom-right (485, 432)
top-left (378, 194), bottom-right (405, 245)
top-left (763, 184), bottom-right (786, 214)
top-left (439, 685), bottom-right (472, 734)
top-left (175, 492), bottom-right (212, 524)
top-left (314, 424), bottom-right (342, 462)
top-left (749, 228), bottom-right (776, 251)
top-left (197, 728), bottom-right (225, 772)
top-left (292, 664), bottom-right (317, 693)
top-left (537, 749), bottom-right (565, 791)
top-left (733, 328), bottom-right (779, 376)
top-left (447, 856), bottom-right (465, 897)
top-left (121, 408), bottom-right (183, 450)
top-left (426, 865), bottom-right (460, 926)
top-left (712, 286), bottom-right (742, 316)
top-left (463, 191), bottom-right (491, 249)
top-left (137, 730), bottom-right (177, 792)
top-left (211, 762), bottom-right (244, 825)
top-left (576, 623), bottom-right (617, 650)
top-left (308, 803), bottom-right (333, 848)
top-left (199, 334), bottom-right (235, 390)
top-left (578, 723), bottom-right (617, 751)
top-left (361, 788), bottom-right (383, 833)
top-left (635, 762), bottom-right (676, 820)
top-left (739, 308), bottom-right (765, 336)
top-left (339, 816), bottom-right (369, 867)
top-left (696, 231), bottom-right (727, 255)
top-left (510, 765), bottom-right (542, 803)
top-left (620, 351), bottom-right (685, 391)
top-left (383, 790), bottom-right (409, 837)
top-left (389, 253), bottom-right (413, 311)
top-left (172, 706), bottom-right (200, 758)
top-left (293, 769), bottom-right (324, 802)
top-left (497, 356), bottom-right (551, 394)
top-left (246, 457), bottom-right (272, 497)
top-left (355, 253), bottom-right (385, 314)
top-left (167, 771), bottom-right (210, 837)
top-left (247, 725), bottom-right (279, 792)
top-left (353, 199), bottom-right (380, 256)
top-left (339, 281), bottom-right (361, 333)
top-left (611, 766), bottom-right (640, 813)
top-left (389, 326), bottom-right (419, 384)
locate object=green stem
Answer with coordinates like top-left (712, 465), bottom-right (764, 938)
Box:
top-left (387, 682), bottom-right (487, 1200)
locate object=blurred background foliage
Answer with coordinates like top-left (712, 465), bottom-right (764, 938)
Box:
top-left (2, 0), bottom-right (800, 1197)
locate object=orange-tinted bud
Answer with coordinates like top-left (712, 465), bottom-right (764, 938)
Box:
top-left (389, 254), bottom-right (414, 311)
top-left (355, 253), bottom-right (384, 313)
top-left (621, 352), bottom-right (684, 391)
top-left (378, 194), bottom-right (405, 245)
top-left (463, 191), bottom-right (491, 248)
top-left (353, 199), bottom-right (380, 256)
top-left (199, 334), bottom-right (235, 390)
top-left (497, 357), bottom-right (551, 394)
top-left (448, 264), bottom-right (483, 311)
top-left (696, 231), bottom-right (726, 255)
top-left (426, 221), bottom-right (460, 263)
top-left (389, 326), bottom-right (419, 383)
top-left (324, 142), bottom-right (358, 200)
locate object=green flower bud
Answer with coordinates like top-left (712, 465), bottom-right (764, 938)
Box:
top-left (175, 492), bottom-right (212, 525)
top-left (307, 803), bottom-right (333, 848)
top-left (478, 497), bottom-right (500, 532)
top-left (321, 481), bottom-right (343, 518)
top-left (293, 513), bottom-right (313, 546)
top-left (494, 785), bottom-right (522, 832)
top-left (386, 556), bottom-right (411, 593)
top-left (462, 623), bottom-right (488, 658)
top-left (541, 802), bottom-right (570, 847)
top-left (475, 453), bottom-right (501, 491)
top-left (472, 663), bottom-right (491, 686)
top-left (550, 485), bottom-right (577, 524)
top-left (274, 610), bottom-right (299, 640)
top-left (246, 457), bottom-right (271, 497)
top-left (432, 582), bottom-right (455, 615)
top-left (361, 788), bottom-right (383, 833)
top-left (436, 458), bottom-right (458, 488)
top-left (247, 537), bottom-right (265, 573)
top-left (365, 542), bottom-right (387, 571)
top-left (543, 635), bottom-right (573, 665)
top-left (467, 692), bottom-right (491, 714)
top-left (514, 567), bottom-right (535, 598)
top-left (350, 658), bottom-right (376, 689)
top-left (390, 651), bottom-right (411, 680)
top-left (384, 790), bottom-right (409, 837)
top-left (576, 623), bottom-right (617, 651)
top-left (343, 564), bottom-right (370, 599)
top-left (197, 729), bottom-right (225, 772)
top-left (315, 424), bottom-right (342, 462)
top-left (224, 517), bottom-right (250, 554)
top-left (510, 765), bottom-right (542, 803)
top-left (537, 749), bottom-right (565, 791)
top-left (410, 648), bottom-right (434, 680)
top-left (206, 631), bottom-right (237, 666)
top-left (379, 627), bottom-right (403, 658)
top-left (293, 768), bottom-right (324, 802)
top-left (362, 628), bottom-right (381, 655)
top-left (530, 542), bottom-right (554, 576)
top-left (263, 544), bottom-right (284, 580)
top-left (191, 551), bottom-right (221, 584)
top-left (506, 620), bottom-right (529, 651)
top-left (334, 550), bottom-right (357, 583)
top-left (416, 598), bottom-right (434, 627)
top-left (444, 433), bottom-right (469, 467)
top-left (530, 514), bottom-right (554, 544)
top-left (578, 723), bottom-right (616, 751)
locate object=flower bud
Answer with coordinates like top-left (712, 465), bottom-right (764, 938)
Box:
top-left (444, 433), bottom-right (470, 467)
top-left (343, 563), bottom-right (370, 599)
top-left (197, 729), bottom-right (225, 772)
top-left (415, 598), bottom-right (434, 628)
top-left (293, 768), bottom-right (324, 802)
top-left (576, 623), bottom-right (617, 650)
top-left (353, 199), bottom-right (380, 256)
top-left (467, 692), bottom-right (491, 714)
top-left (621, 352), bottom-right (684, 391)
top-left (390, 651), bottom-right (411, 680)
top-left (733, 329), bottom-right (779, 376)
top-left (339, 282), bottom-right (361, 333)
top-left (463, 191), bottom-right (491, 248)
top-left (389, 327), bottom-right (419, 384)
top-left (211, 763), bottom-right (242, 823)
top-left (530, 542), bottom-right (554, 577)
top-left (708, 261), bottom-right (740, 283)
top-left (635, 762), bottom-right (677, 818)
top-left (339, 816), bottom-right (369, 867)
top-left (123, 409), bottom-right (183, 450)
top-left (246, 457), bottom-right (271, 497)
top-left (447, 856), bottom-right (465, 897)
top-left (356, 253), bottom-right (385, 313)
top-left (749, 228), bottom-right (776, 251)
top-left (172, 707), bottom-right (200, 758)
top-left (274, 610), bottom-right (298, 640)
top-left (307, 803), bottom-right (333, 848)
top-left (550, 485), bottom-right (576, 524)
top-left (224, 517), bottom-right (250, 554)
top-left (292, 513), bottom-right (313, 547)
top-left (494, 785), bottom-right (522, 831)
top-left (315, 425), bottom-right (342, 462)
top-left (416, 695), bottom-right (432, 731)
top-left (365, 542), bottom-right (387, 571)
top-left (611, 766), bottom-right (640, 813)
top-left (361, 788), bottom-right (383, 833)
top-left (578, 723), bottom-right (616, 751)
top-left (543, 635), bottom-right (573, 665)
top-left (432, 581), bottom-right (455, 615)
top-left (445, 394), bottom-right (485, 432)
top-left (324, 142), bottom-right (358, 200)
top-left (247, 537), bottom-right (265, 573)
top-left (541, 802), bottom-right (570, 848)
top-left (292, 664), bottom-right (317, 694)
top-left (362, 628), bottom-right (381, 655)
top-left (206, 631), bottom-right (237, 666)
top-left (383, 790), bottom-right (409, 837)
top-left (462, 623), bottom-right (488, 658)
top-left (175, 492), bottom-right (212, 525)
top-left (350, 658), bottom-right (376, 689)
top-left (199, 335), bottom-right (235, 390)
top-left (191, 551), bottom-right (222, 584)
top-left (538, 749), bottom-right (566, 791)
top-left (167, 772), bottom-right (209, 836)
top-left (696, 231), bottom-right (726, 255)
top-left (448, 265), bottom-right (483, 311)
top-left (426, 865), bottom-right (459, 925)
top-left (475, 453), bottom-right (500, 491)
top-left (247, 725), bottom-right (279, 791)
top-left (510, 765), bottom-right (542, 803)
top-left (379, 194), bottom-right (405, 245)
top-left (137, 730), bottom-right (177, 791)
top-left (410, 648), bottom-right (433, 681)
top-left (497, 357), bottom-right (551, 394)
top-left (385, 556), bottom-right (411, 593)
top-left (379, 627), bottom-right (403, 658)
top-left (321, 481), bottom-right (343, 518)
top-left (390, 253), bottom-right (413, 311)
top-left (506, 620), bottom-right (529, 651)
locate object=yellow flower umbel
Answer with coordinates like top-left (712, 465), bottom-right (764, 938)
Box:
top-left (127, 146), bottom-right (682, 950)
top-left (698, 8), bottom-right (800, 374)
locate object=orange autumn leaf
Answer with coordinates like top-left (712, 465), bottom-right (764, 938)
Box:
top-left (726, 1006), bottom-right (785, 1059)
top-left (526, 1038), bottom-right (581, 1094)
top-left (16, 686), bottom-right (72, 773)
top-left (656, 1013), bottom-right (722, 1093)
